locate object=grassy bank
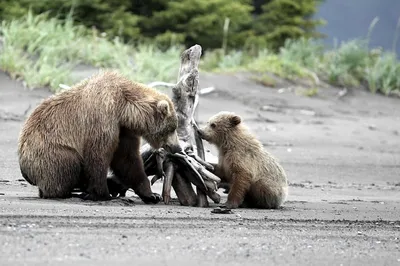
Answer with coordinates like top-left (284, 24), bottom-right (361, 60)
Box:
top-left (202, 37), bottom-right (400, 96)
top-left (1, 12), bottom-right (400, 96)
top-left (0, 11), bottom-right (181, 90)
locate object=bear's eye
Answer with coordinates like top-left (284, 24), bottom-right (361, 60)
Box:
top-left (210, 123), bottom-right (216, 129)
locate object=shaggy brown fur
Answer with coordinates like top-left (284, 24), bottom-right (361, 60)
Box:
top-left (18, 70), bottom-right (181, 202)
top-left (199, 111), bottom-right (288, 209)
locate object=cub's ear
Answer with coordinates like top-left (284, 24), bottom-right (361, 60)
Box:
top-left (230, 115), bottom-right (241, 126)
top-left (157, 100), bottom-right (170, 116)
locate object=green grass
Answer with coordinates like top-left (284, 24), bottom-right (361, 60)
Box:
top-left (201, 35), bottom-right (400, 95)
top-left (250, 74), bottom-right (277, 87)
top-left (364, 51), bottom-right (400, 95)
top-left (322, 39), bottom-right (370, 87)
top-left (1, 11), bottom-right (400, 96)
top-left (0, 11), bottom-right (181, 91)
top-left (201, 44), bottom-right (319, 86)
top-left (200, 17), bottom-right (400, 95)
top-left (297, 87), bottom-right (319, 97)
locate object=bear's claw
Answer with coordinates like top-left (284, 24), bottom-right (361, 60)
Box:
top-left (140, 193), bottom-right (162, 204)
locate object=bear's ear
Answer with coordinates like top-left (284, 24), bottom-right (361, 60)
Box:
top-left (157, 100), bottom-right (170, 116)
top-left (230, 115), bottom-right (241, 126)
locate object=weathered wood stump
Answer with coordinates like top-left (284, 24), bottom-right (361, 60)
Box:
top-left (141, 44), bottom-right (221, 207)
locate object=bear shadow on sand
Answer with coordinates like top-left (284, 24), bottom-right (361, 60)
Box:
top-left (17, 193), bottom-right (186, 207)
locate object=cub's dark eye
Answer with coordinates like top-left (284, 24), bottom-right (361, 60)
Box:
top-left (210, 123), bottom-right (216, 129)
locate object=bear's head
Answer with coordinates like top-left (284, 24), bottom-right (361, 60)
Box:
top-left (144, 99), bottom-right (181, 153)
top-left (198, 111), bottom-right (242, 147)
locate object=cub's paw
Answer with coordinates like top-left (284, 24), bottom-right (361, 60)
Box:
top-left (211, 206), bottom-right (234, 214)
top-left (78, 192), bottom-right (112, 201)
top-left (140, 193), bottom-right (162, 204)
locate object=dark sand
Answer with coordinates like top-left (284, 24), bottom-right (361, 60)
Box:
top-left (0, 70), bottom-right (399, 266)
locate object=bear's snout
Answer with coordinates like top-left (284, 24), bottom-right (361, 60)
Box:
top-left (197, 129), bottom-right (204, 138)
top-left (163, 133), bottom-right (182, 154)
top-left (198, 128), bottom-right (212, 141)
top-left (164, 143), bottom-right (182, 154)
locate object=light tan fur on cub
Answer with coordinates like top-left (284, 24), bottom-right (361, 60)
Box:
top-left (199, 111), bottom-right (288, 209)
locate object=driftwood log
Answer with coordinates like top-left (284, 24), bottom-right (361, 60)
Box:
top-left (140, 44), bottom-right (221, 207)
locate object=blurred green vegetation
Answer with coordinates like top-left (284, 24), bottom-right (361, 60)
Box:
top-left (201, 36), bottom-right (400, 96)
top-left (0, 0), bottom-right (325, 51)
top-left (0, 0), bottom-right (400, 96)
top-left (0, 11), bottom-right (180, 90)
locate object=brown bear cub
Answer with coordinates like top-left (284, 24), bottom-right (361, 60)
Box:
top-left (198, 111), bottom-right (288, 209)
top-left (18, 70), bottom-right (181, 203)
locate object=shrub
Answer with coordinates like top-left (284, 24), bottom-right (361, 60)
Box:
top-left (0, 0), bottom-right (141, 42)
top-left (252, 0), bottom-right (326, 51)
top-left (0, 43), bottom-right (31, 80)
top-left (142, 0), bottom-right (254, 51)
top-left (0, 0), bottom-right (325, 52)
top-left (321, 39), bottom-right (371, 87)
top-left (117, 44), bottom-right (182, 84)
top-left (279, 37), bottom-right (324, 69)
top-left (248, 49), bottom-right (312, 81)
top-left (365, 51), bottom-right (400, 95)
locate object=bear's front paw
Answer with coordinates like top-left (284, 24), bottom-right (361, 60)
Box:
top-left (140, 193), bottom-right (162, 204)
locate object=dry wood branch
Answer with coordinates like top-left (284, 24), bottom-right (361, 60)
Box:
top-left (172, 171), bottom-right (198, 206)
top-left (139, 44), bottom-right (220, 207)
top-left (162, 162), bottom-right (175, 205)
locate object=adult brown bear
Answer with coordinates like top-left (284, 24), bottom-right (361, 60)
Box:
top-left (18, 70), bottom-right (181, 203)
